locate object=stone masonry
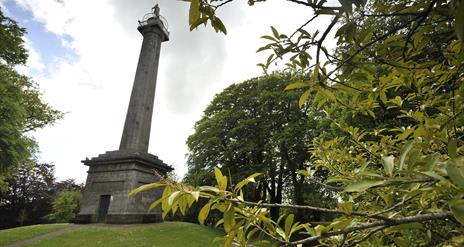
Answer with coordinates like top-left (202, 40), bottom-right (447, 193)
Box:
top-left (75, 6), bottom-right (172, 224)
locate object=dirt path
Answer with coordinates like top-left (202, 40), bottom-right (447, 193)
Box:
top-left (5, 224), bottom-right (83, 247)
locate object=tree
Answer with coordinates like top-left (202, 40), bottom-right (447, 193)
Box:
top-left (134, 0), bottom-right (464, 246)
top-left (46, 191), bottom-right (82, 223)
top-left (0, 162), bottom-right (55, 229)
top-left (53, 178), bottom-right (84, 193)
top-left (0, 8), bottom-right (62, 189)
top-left (0, 162), bottom-right (82, 228)
top-left (185, 74), bottom-right (337, 221)
top-left (0, 9), bottom-right (27, 65)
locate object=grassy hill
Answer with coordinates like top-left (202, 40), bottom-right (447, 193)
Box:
top-left (0, 222), bottom-right (223, 247)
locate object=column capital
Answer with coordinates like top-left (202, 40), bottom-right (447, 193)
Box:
top-left (138, 17), bottom-right (169, 42)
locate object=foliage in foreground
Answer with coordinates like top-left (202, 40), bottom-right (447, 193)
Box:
top-left (134, 0), bottom-right (464, 246)
top-left (0, 7), bottom-right (62, 189)
top-left (185, 74), bottom-right (337, 222)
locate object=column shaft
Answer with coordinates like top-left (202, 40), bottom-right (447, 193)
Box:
top-left (119, 27), bottom-right (163, 152)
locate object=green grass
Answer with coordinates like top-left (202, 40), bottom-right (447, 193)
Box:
top-left (20, 222), bottom-right (222, 247)
top-left (0, 223), bottom-right (69, 246)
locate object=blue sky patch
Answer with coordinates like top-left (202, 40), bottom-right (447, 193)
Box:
top-left (2, 0), bottom-right (78, 72)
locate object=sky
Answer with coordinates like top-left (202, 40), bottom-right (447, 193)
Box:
top-left (0, 0), bottom-right (334, 183)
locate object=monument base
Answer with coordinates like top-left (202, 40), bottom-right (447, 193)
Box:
top-left (75, 151), bottom-right (172, 224)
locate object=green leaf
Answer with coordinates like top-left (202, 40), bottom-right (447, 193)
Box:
top-left (256, 45), bottom-right (271, 53)
top-left (276, 227), bottom-right (286, 239)
top-left (446, 159), bottom-right (464, 189)
top-left (299, 89), bottom-right (311, 108)
top-left (214, 167), bottom-right (227, 191)
top-left (382, 155), bottom-right (395, 176)
top-left (199, 185), bottom-right (220, 193)
top-left (297, 167), bottom-right (314, 177)
top-left (284, 214), bottom-right (294, 239)
top-left (211, 17), bottom-right (227, 35)
top-left (421, 171), bottom-right (446, 181)
top-left (338, 201), bottom-right (353, 215)
top-left (247, 228), bottom-right (260, 239)
top-left (344, 180), bottom-right (385, 192)
top-left (198, 202), bottom-right (211, 225)
top-left (161, 186), bottom-right (172, 219)
top-left (303, 224), bottom-right (317, 236)
top-left (271, 26), bottom-right (280, 39)
top-left (330, 218), bottom-right (353, 231)
top-left (234, 173), bottom-right (262, 192)
top-left (266, 54), bottom-right (274, 67)
top-left (261, 35), bottom-right (277, 41)
top-left (148, 197), bottom-right (164, 212)
top-left (224, 230), bottom-right (236, 247)
top-left (399, 141), bottom-right (414, 170)
top-left (455, 2), bottom-right (464, 43)
top-left (168, 191), bottom-right (181, 206)
top-left (315, 225), bottom-right (328, 234)
top-left (321, 89), bottom-right (337, 101)
top-left (187, 191), bottom-right (200, 201)
top-left (291, 223), bottom-right (307, 236)
top-left (188, 0), bottom-right (200, 24)
top-left (385, 223), bottom-right (424, 233)
top-left (449, 139), bottom-right (458, 159)
top-left (380, 90), bottom-right (387, 104)
top-left (338, 0), bottom-right (352, 14)
top-left (450, 199), bottom-right (464, 225)
top-left (189, 17), bottom-right (208, 31)
top-left (425, 154), bottom-right (440, 171)
top-left (452, 235), bottom-right (464, 244)
top-left (128, 182), bottom-right (164, 196)
top-left (224, 206), bottom-right (235, 233)
top-left (398, 127), bottom-right (415, 141)
top-left (285, 82), bottom-right (309, 90)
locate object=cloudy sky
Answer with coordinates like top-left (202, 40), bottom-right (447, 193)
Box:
top-left (0, 0), bottom-right (334, 183)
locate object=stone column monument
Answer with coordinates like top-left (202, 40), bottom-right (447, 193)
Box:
top-left (75, 5), bottom-right (173, 224)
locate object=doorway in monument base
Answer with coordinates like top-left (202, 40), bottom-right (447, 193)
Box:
top-left (97, 195), bottom-right (111, 222)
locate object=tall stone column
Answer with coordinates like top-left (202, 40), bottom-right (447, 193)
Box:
top-left (76, 7), bottom-right (173, 225)
top-left (120, 15), bottom-right (169, 152)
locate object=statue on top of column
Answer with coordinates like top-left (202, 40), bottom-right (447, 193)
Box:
top-left (153, 4), bottom-right (160, 17)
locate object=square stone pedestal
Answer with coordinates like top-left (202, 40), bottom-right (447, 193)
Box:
top-left (75, 151), bottom-right (173, 224)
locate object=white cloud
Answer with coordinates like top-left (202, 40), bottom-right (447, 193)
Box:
top-left (15, 38), bottom-right (45, 75)
top-left (6, 0), bottom-right (334, 182)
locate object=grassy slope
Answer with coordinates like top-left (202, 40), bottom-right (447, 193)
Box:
top-left (6, 222), bottom-right (223, 247)
top-left (0, 224), bottom-right (69, 246)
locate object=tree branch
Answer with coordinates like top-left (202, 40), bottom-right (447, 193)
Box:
top-left (361, 12), bottom-right (422, 17)
top-left (327, 12), bottom-right (425, 79)
top-left (402, 0), bottom-right (437, 60)
top-left (228, 198), bottom-right (391, 221)
top-left (288, 14), bottom-right (319, 40)
top-left (213, 0), bottom-right (234, 9)
top-left (316, 15), bottom-right (339, 83)
top-left (367, 194), bottom-right (419, 218)
top-left (370, 177), bottom-right (435, 189)
top-left (346, 225), bottom-right (389, 247)
top-left (286, 0), bottom-right (342, 11)
top-left (290, 211), bottom-right (453, 245)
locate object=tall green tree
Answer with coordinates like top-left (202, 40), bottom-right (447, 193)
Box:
top-left (46, 191), bottom-right (82, 223)
top-left (0, 8), bottom-right (62, 188)
top-left (185, 74), bottom-right (336, 221)
top-left (0, 162), bottom-right (55, 229)
top-left (134, 0), bottom-right (464, 246)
